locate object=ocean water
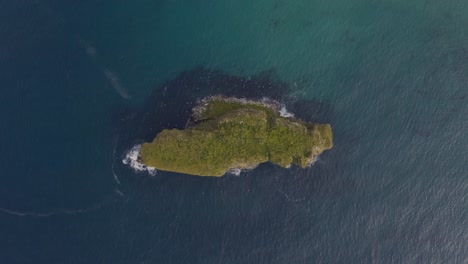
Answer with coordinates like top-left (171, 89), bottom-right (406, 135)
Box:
top-left (1, 0), bottom-right (467, 263)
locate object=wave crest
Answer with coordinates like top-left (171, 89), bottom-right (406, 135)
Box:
top-left (122, 145), bottom-right (157, 176)
top-left (279, 105), bottom-right (294, 118)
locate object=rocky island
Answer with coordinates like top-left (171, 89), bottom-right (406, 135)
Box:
top-left (138, 96), bottom-right (333, 176)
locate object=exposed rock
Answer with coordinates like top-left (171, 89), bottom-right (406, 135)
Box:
top-left (138, 96), bottom-right (333, 176)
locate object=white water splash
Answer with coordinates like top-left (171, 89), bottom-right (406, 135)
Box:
top-left (122, 145), bottom-right (157, 176)
top-left (306, 156), bottom-right (320, 168)
top-left (227, 168), bottom-right (242, 176)
top-left (279, 105), bottom-right (294, 118)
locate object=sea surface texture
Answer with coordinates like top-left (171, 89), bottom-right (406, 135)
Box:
top-left (1, 0), bottom-right (467, 263)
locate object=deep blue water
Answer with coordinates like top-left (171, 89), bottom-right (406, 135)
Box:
top-left (1, 0), bottom-right (467, 263)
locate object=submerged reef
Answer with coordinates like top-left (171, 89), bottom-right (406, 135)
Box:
top-left (139, 96), bottom-right (333, 176)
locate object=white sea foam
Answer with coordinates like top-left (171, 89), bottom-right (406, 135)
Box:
top-left (103, 68), bottom-right (131, 100)
top-left (227, 168), bottom-right (242, 176)
top-left (122, 145), bottom-right (157, 176)
top-left (279, 105), bottom-right (294, 118)
top-left (226, 165), bottom-right (259, 176)
top-left (306, 156), bottom-right (319, 168)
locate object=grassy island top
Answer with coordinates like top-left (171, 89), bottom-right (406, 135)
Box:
top-left (139, 96), bottom-right (333, 176)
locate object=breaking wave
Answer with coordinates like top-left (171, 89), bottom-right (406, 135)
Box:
top-left (227, 168), bottom-right (242, 176)
top-left (122, 145), bottom-right (157, 175)
top-left (279, 105), bottom-right (294, 118)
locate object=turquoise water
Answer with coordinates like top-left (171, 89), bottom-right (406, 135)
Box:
top-left (1, 0), bottom-right (467, 263)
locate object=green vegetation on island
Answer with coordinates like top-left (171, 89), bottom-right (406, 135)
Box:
top-left (139, 96), bottom-right (333, 176)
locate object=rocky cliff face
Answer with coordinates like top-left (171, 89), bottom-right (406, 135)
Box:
top-left (139, 97), bottom-right (333, 176)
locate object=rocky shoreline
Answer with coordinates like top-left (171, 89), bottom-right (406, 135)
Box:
top-left (137, 96), bottom-right (333, 176)
top-left (192, 95), bottom-right (283, 121)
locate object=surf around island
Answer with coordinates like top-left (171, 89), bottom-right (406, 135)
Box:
top-left (129, 96), bottom-right (333, 177)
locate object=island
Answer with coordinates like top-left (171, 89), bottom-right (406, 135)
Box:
top-left (138, 96), bottom-right (333, 176)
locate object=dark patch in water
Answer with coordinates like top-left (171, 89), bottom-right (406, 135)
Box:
top-left (112, 67), bottom-right (351, 199)
top-left (270, 18), bottom-right (281, 29)
top-left (114, 67), bottom-right (334, 145)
